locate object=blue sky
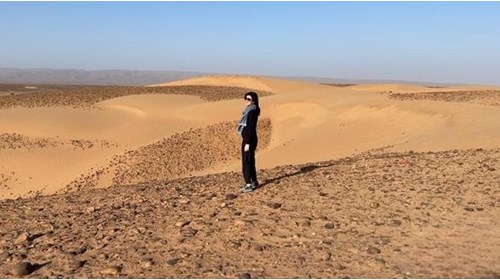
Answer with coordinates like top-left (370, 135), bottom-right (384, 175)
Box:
top-left (1, 2), bottom-right (499, 85)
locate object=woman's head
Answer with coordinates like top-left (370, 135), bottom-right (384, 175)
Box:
top-left (244, 92), bottom-right (260, 115)
top-left (244, 92), bottom-right (259, 106)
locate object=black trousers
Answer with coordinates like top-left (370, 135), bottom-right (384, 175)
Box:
top-left (242, 141), bottom-right (258, 184)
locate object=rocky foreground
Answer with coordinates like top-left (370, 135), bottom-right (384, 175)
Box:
top-left (0, 148), bottom-right (499, 278)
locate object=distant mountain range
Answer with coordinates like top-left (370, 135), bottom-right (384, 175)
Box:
top-left (0, 67), bottom-right (456, 87)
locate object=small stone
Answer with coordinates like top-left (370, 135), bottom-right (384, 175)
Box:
top-left (464, 207), bottom-right (475, 212)
top-left (175, 221), bottom-right (190, 227)
top-left (234, 220), bottom-right (246, 227)
top-left (85, 207), bottom-right (95, 214)
top-left (72, 260), bottom-right (86, 270)
top-left (220, 202), bottom-right (227, 208)
top-left (167, 258), bottom-right (179, 266)
top-left (206, 212), bottom-right (217, 219)
top-left (269, 203), bottom-right (282, 209)
top-left (100, 266), bottom-right (120, 275)
top-left (179, 199), bottom-right (190, 204)
top-left (324, 223), bottom-right (335, 229)
top-left (141, 258), bottom-right (153, 269)
top-left (388, 220), bottom-right (402, 226)
top-left (14, 233), bottom-right (29, 245)
top-left (321, 253), bottom-right (331, 261)
top-left (240, 272), bottom-right (252, 279)
top-left (226, 193), bottom-right (238, 200)
top-left (12, 262), bottom-right (34, 277)
top-left (368, 246), bottom-right (381, 254)
top-left (0, 251), bottom-right (10, 264)
top-left (301, 221), bottom-right (311, 227)
top-left (253, 244), bottom-right (263, 251)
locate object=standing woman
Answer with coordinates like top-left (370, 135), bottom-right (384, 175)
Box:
top-left (237, 92), bottom-right (260, 192)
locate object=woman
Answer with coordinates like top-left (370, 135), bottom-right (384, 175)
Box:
top-left (237, 91), bottom-right (260, 193)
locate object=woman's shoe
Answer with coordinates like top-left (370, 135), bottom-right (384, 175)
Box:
top-left (241, 183), bottom-right (254, 193)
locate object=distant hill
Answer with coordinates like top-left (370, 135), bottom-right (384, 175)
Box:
top-left (0, 68), bottom-right (206, 86)
top-left (0, 67), bottom-right (457, 87)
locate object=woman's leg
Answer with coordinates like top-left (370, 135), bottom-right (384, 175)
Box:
top-left (242, 143), bottom-right (252, 184)
top-left (250, 145), bottom-right (258, 184)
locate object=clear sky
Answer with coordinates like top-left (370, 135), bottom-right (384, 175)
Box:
top-left (1, 1), bottom-right (500, 85)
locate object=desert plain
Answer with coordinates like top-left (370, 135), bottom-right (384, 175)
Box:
top-left (0, 75), bottom-right (499, 278)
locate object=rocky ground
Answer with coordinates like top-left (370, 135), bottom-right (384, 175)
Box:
top-left (389, 90), bottom-right (500, 107)
top-left (0, 133), bottom-right (117, 151)
top-left (63, 119), bottom-right (272, 192)
top-left (1, 148), bottom-right (498, 278)
top-left (0, 85), bottom-right (273, 109)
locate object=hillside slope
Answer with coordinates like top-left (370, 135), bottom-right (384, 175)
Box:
top-left (0, 148), bottom-right (498, 278)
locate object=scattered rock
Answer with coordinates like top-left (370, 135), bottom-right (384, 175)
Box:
top-left (269, 203), bottom-right (282, 209)
top-left (321, 253), bottom-right (331, 261)
top-left (220, 202), bottom-right (227, 208)
top-left (388, 220), bottom-right (402, 226)
top-left (240, 272), bottom-right (252, 279)
top-left (14, 233), bottom-right (29, 245)
top-left (226, 193), bottom-right (238, 200)
top-left (181, 227), bottom-right (198, 237)
top-left (175, 221), bottom-right (190, 227)
top-left (141, 258), bottom-right (154, 269)
top-left (253, 244), bottom-right (264, 251)
top-left (370, 202), bottom-right (380, 209)
top-left (464, 207), bottom-right (475, 212)
top-left (167, 258), bottom-right (179, 266)
top-left (0, 251), bottom-right (10, 264)
top-left (179, 199), bottom-right (190, 204)
top-left (324, 223), bottom-right (335, 229)
top-left (85, 206), bottom-right (95, 214)
top-left (368, 246), bottom-right (381, 254)
top-left (100, 266), bottom-right (120, 276)
top-left (71, 260), bottom-right (86, 270)
top-left (12, 262), bottom-right (34, 277)
top-left (234, 220), bottom-right (246, 227)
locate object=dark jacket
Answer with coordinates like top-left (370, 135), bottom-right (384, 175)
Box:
top-left (242, 109), bottom-right (259, 146)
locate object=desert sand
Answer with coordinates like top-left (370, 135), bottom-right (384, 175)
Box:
top-left (0, 76), bottom-right (499, 278)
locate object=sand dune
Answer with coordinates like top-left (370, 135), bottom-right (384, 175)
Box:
top-left (1, 75), bottom-right (499, 199)
top-left (149, 75), bottom-right (275, 92)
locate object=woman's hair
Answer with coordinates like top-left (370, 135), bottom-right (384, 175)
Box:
top-left (245, 91), bottom-right (261, 116)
